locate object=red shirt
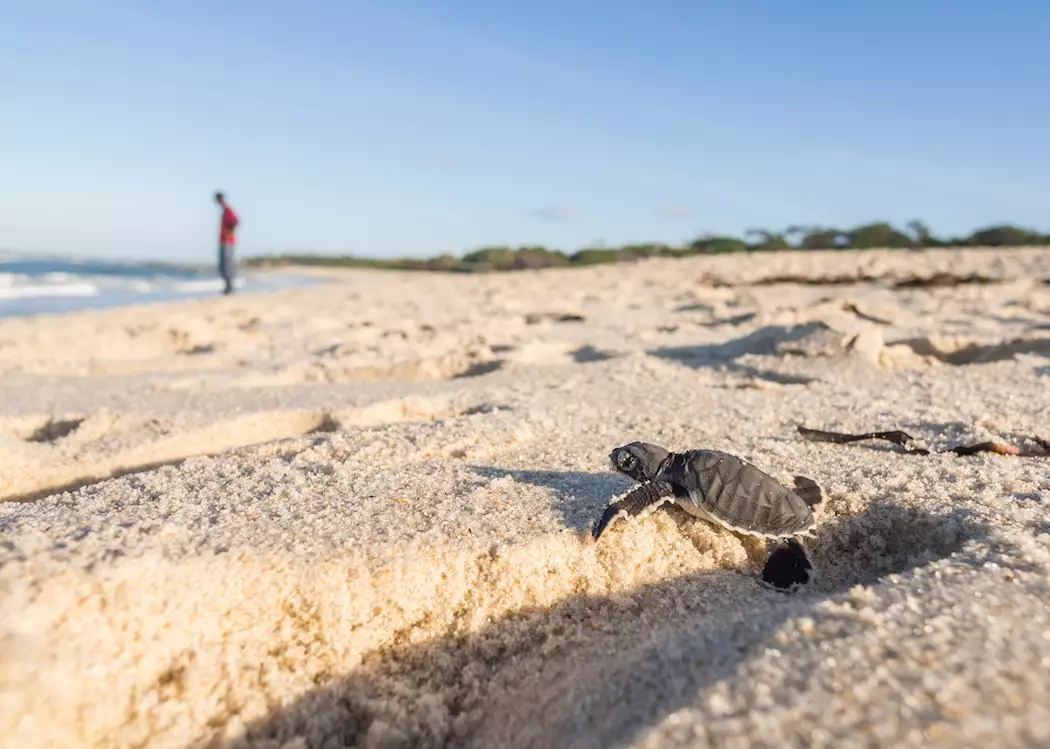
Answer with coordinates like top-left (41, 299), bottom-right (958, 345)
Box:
top-left (220, 206), bottom-right (239, 245)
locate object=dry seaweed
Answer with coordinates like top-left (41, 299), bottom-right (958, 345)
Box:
top-left (892, 272), bottom-right (999, 289)
top-left (797, 425), bottom-right (1050, 457)
top-left (796, 426), bottom-right (930, 454)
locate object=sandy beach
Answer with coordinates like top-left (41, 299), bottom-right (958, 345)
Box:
top-left (2, 247), bottom-right (1050, 749)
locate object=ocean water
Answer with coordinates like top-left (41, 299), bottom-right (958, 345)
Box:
top-left (0, 253), bottom-right (319, 318)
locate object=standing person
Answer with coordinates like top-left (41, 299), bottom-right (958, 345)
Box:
top-left (214, 191), bottom-right (239, 294)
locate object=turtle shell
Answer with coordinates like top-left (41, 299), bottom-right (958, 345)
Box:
top-left (664, 449), bottom-right (816, 538)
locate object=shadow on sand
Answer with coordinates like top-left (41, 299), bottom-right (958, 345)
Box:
top-left (203, 491), bottom-right (1007, 749)
top-left (648, 324), bottom-right (827, 386)
top-left (886, 335), bottom-right (1050, 366)
top-left (649, 324), bottom-right (827, 364)
top-left (468, 465), bottom-right (632, 533)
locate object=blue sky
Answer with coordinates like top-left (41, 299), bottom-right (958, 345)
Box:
top-left (2, 0), bottom-right (1048, 262)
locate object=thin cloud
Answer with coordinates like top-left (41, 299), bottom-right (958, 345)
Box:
top-left (655, 203), bottom-right (693, 219)
top-left (429, 152), bottom-right (459, 170)
top-left (530, 205), bottom-right (580, 222)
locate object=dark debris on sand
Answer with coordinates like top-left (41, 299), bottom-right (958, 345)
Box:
top-left (797, 425), bottom-right (1050, 458)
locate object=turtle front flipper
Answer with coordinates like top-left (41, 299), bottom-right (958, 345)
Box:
top-left (592, 481), bottom-right (675, 540)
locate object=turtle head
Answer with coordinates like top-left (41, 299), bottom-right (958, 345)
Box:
top-left (609, 442), bottom-right (670, 483)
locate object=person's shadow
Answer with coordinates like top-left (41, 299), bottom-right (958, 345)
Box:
top-left (203, 485), bottom-right (1007, 749)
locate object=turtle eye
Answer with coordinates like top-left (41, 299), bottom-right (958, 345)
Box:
top-left (617, 453), bottom-right (636, 470)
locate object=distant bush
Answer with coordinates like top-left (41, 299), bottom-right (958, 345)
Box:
top-left (569, 248), bottom-right (625, 265)
top-left (799, 229), bottom-right (848, 250)
top-left (966, 225), bottom-right (1049, 247)
top-left (243, 220), bottom-right (1050, 273)
top-left (689, 235), bottom-right (749, 254)
top-left (744, 230), bottom-right (792, 253)
top-left (847, 222), bottom-right (915, 249)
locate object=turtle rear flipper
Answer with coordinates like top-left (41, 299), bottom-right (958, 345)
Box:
top-left (761, 539), bottom-right (814, 592)
top-left (792, 475), bottom-right (823, 508)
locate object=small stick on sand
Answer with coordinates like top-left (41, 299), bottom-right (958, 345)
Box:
top-left (796, 426), bottom-right (929, 454)
top-left (797, 425), bottom-right (1050, 458)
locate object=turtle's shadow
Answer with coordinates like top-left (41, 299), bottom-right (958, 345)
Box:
top-left (210, 500), bottom-right (1028, 749)
top-left (468, 465), bottom-right (631, 532)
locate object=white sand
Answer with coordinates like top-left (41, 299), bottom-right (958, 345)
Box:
top-left (2, 247), bottom-right (1050, 749)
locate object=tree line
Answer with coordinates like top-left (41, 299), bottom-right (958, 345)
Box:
top-left (246, 221), bottom-right (1050, 273)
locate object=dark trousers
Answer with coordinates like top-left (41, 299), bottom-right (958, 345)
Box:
top-left (219, 242), bottom-right (236, 294)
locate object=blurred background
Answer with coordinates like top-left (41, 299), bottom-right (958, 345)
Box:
top-left (2, 0), bottom-right (1048, 313)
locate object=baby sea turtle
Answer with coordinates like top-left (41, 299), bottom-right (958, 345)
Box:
top-left (592, 442), bottom-right (824, 590)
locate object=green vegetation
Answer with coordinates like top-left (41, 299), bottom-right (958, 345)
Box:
top-left (245, 221), bottom-right (1050, 273)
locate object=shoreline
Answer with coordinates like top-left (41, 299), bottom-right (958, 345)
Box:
top-left (5, 245), bottom-right (1048, 322)
top-left (0, 266), bottom-right (326, 320)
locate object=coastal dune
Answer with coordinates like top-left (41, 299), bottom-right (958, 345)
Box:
top-left (2, 248), bottom-right (1050, 748)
